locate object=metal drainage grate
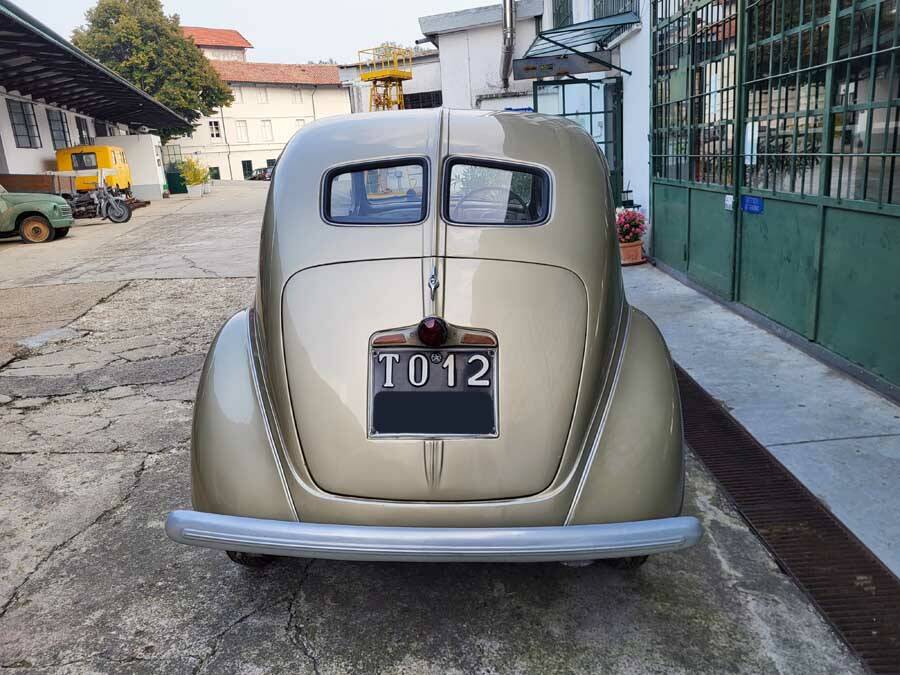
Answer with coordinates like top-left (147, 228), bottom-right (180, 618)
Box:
top-left (676, 365), bottom-right (900, 674)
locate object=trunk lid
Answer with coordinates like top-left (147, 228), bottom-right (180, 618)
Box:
top-left (281, 257), bottom-right (586, 501)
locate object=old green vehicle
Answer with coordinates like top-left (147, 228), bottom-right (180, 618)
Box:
top-left (0, 185), bottom-right (74, 244)
top-left (166, 109), bottom-right (701, 568)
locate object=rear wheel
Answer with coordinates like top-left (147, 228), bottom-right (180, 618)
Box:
top-left (107, 200), bottom-right (132, 224)
top-left (54, 227), bottom-right (70, 239)
top-left (19, 216), bottom-right (55, 244)
top-left (603, 555), bottom-right (649, 571)
top-left (226, 550), bottom-right (275, 568)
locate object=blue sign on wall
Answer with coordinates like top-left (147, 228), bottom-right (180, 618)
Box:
top-left (740, 195), bottom-right (764, 214)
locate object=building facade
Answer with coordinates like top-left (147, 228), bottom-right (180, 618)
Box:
top-left (648, 0), bottom-right (900, 392)
top-left (0, 1), bottom-right (185, 190)
top-left (339, 50), bottom-right (443, 113)
top-left (174, 28), bottom-right (351, 181)
top-left (1, 90), bottom-right (119, 175)
top-left (419, 0), bottom-right (544, 111)
top-left (413, 0), bottom-right (649, 208)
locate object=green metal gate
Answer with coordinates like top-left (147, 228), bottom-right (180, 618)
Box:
top-left (651, 0), bottom-right (900, 389)
top-left (534, 78), bottom-right (625, 203)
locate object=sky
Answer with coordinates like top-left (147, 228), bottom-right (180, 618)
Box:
top-left (15, 0), bottom-right (493, 64)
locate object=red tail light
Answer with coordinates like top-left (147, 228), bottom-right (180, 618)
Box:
top-left (417, 317), bottom-right (448, 347)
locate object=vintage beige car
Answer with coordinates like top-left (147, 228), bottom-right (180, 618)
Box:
top-left (166, 109), bottom-right (701, 568)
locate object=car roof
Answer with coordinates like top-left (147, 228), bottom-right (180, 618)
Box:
top-left (265, 108), bottom-right (613, 280)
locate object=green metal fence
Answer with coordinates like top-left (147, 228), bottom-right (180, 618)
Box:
top-left (650, 0), bottom-right (900, 389)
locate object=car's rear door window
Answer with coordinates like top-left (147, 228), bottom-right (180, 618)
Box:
top-left (325, 159), bottom-right (427, 225)
top-left (445, 159), bottom-right (550, 226)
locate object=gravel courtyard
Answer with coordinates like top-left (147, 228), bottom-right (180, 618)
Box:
top-left (0, 182), bottom-right (863, 674)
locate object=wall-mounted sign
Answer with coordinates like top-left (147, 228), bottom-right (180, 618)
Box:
top-left (740, 195), bottom-right (764, 214)
top-left (513, 52), bottom-right (613, 80)
top-left (724, 195), bottom-right (734, 211)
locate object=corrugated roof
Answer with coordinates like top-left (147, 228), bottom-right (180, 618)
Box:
top-left (182, 26), bottom-right (253, 49)
top-left (210, 60), bottom-right (341, 86)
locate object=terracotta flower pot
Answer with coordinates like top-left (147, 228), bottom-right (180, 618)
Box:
top-left (619, 239), bottom-right (644, 265)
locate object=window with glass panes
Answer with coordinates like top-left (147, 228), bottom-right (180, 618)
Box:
top-left (691, 0), bottom-right (739, 185)
top-left (652, 0), bottom-right (739, 185)
top-left (554, 0), bottom-right (574, 27)
top-left (743, 0), bottom-right (899, 204)
top-left (6, 99), bottom-right (41, 148)
top-left (595, 0), bottom-right (640, 17)
top-left (46, 109), bottom-right (71, 150)
top-left (76, 117), bottom-right (93, 145)
top-left (652, 3), bottom-right (691, 181)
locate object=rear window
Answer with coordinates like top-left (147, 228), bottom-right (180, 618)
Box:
top-left (72, 152), bottom-right (98, 170)
top-left (325, 160), bottom-right (427, 225)
top-left (445, 159), bottom-right (550, 226)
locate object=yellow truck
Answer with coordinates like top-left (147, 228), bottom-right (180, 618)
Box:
top-left (55, 145), bottom-right (132, 194)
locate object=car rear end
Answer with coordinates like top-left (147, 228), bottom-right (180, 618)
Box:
top-left (167, 109), bottom-right (700, 563)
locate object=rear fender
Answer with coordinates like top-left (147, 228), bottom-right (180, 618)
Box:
top-left (191, 309), bottom-right (298, 521)
top-left (567, 308), bottom-right (685, 525)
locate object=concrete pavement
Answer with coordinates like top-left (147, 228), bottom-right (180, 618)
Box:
top-left (0, 182), bottom-right (863, 673)
top-left (625, 265), bottom-right (900, 578)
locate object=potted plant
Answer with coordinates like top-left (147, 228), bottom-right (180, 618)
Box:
top-left (179, 157), bottom-right (209, 199)
top-left (615, 207), bottom-right (647, 265)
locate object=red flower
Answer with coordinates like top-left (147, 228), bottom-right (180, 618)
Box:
top-left (615, 209), bottom-right (647, 243)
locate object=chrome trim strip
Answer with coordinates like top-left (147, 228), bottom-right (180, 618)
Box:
top-left (246, 309), bottom-right (300, 522)
top-left (564, 305), bottom-right (632, 525)
top-left (166, 510), bottom-right (702, 562)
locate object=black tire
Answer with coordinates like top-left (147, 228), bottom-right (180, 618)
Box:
top-left (226, 550), bottom-right (275, 568)
top-left (19, 215), bottom-right (56, 244)
top-left (107, 200), bottom-right (132, 224)
top-left (603, 555), bottom-right (649, 571)
top-left (54, 227), bottom-right (70, 239)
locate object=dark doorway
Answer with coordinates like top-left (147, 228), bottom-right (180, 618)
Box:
top-left (241, 160), bottom-right (253, 179)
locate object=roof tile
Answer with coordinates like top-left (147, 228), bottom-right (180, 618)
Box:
top-left (182, 26), bottom-right (253, 49)
top-left (210, 60), bottom-right (341, 86)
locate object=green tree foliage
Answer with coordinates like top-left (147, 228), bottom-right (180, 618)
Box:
top-left (72, 0), bottom-right (232, 140)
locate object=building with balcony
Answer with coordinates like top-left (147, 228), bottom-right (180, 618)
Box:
top-left (172, 27), bottom-right (351, 181)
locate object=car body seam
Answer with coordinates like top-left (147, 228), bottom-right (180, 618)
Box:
top-left (564, 303), bottom-right (632, 525)
top-left (246, 308), bottom-right (300, 522)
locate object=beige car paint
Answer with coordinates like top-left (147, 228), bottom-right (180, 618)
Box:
top-left (191, 109), bottom-right (685, 529)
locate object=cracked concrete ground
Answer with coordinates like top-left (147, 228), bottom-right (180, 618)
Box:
top-left (0, 182), bottom-right (864, 673)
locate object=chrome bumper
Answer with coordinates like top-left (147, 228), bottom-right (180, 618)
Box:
top-left (166, 510), bottom-right (702, 563)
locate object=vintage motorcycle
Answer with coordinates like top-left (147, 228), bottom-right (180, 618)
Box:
top-left (65, 185), bottom-right (132, 223)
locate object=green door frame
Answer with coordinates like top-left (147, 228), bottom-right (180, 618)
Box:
top-left (649, 0), bottom-right (900, 388)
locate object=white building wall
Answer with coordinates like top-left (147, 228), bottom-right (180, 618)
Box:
top-left (199, 46), bottom-right (246, 61)
top-left (617, 8), bottom-right (651, 213)
top-left (437, 15), bottom-right (539, 109)
top-left (175, 84), bottom-right (350, 180)
top-left (540, 0), bottom-right (651, 214)
top-left (0, 90), bottom-right (101, 174)
top-left (96, 133), bottom-right (166, 201)
top-left (406, 59), bottom-right (442, 94)
top-left (341, 55), bottom-right (443, 114)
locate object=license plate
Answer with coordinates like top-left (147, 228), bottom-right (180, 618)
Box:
top-left (369, 348), bottom-right (498, 437)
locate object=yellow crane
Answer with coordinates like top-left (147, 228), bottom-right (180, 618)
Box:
top-left (358, 45), bottom-right (413, 111)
